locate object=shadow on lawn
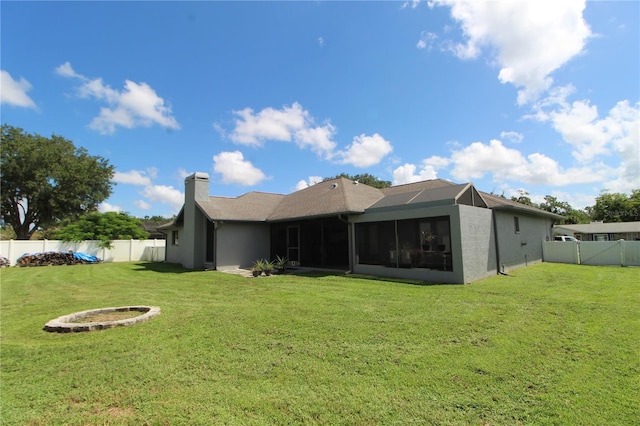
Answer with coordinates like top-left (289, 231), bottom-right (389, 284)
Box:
top-left (345, 274), bottom-right (464, 287)
top-left (129, 263), bottom-right (464, 286)
top-left (290, 269), bottom-right (461, 287)
top-left (131, 262), bottom-right (194, 274)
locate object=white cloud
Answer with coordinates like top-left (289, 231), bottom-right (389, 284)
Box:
top-left (177, 168), bottom-right (192, 180)
top-left (0, 70), bottom-right (36, 108)
top-left (146, 167), bottom-right (159, 179)
top-left (392, 163), bottom-right (438, 185)
top-left (133, 200), bottom-right (152, 210)
top-left (141, 185), bottom-right (184, 212)
top-left (449, 139), bottom-right (608, 186)
top-left (529, 87), bottom-right (640, 193)
top-left (113, 169), bottom-right (153, 186)
top-left (229, 103), bottom-right (308, 145)
top-left (228, 102), bottom-right (337, 158)
top-left (98, 202), bottom-right (122, 213)
top-left (424, 155), bottom-right (451, 169)
top-left (113, 168), bottom-right (186, 213)
top-left (500, 131), bottom-right (523, 144)
top-left (416, 31), bottom-right (437, 50)
top-left (392, 156), bottom-right (448, 184)
top-left (547, 99), bottom-right (639, 165)
top-left (56, 61), bottom-right (179, 134)
top-left (318, 37), bottom-right (325, 47)
top-left (402, 0), bottom-right (421, 9)
top-left (213, 151), bottom-right (267, 186)
top-left (295, 176), bottom-right (323, 191)
top-left (55, 62), bottom-right (81, 79)
top-left (295, 123), bottom-right (338, 157)
top-left (433, 0), bottom-right (591, 104)
top-left (396, 138), bottom-right (613, 188)
top-left (336, 133), bottom-right (393, 168)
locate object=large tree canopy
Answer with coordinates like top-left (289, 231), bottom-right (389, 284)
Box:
top-left (53, 212), bottom-right (149, 248)
top-left (0, 125), bottom-right (114, 239)
top-left (538, 195), bottom-right (591, 224)
top-left (588, 190), bottom-right (640, 222)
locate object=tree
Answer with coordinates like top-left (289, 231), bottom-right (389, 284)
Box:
top-left (0, 125), bottom-right (114, 239)
top-left (538, 195), bottom-right (590, 224)
top-left (53, 212), bottom-right (149, 248)
top-left (510, 189), bottom-right (535, 207)
top-left (323, 173), bottom-right (392, 189)
top-left (142, 215), bottom-right (172, 222)
top-left (590, 191), bottom-right (640, 222)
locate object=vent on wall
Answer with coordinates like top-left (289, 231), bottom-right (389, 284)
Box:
top-left (331, 183), bottom-right (338, 189)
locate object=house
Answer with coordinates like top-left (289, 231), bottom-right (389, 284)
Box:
top-left (160, 173), bottom-right (563, 284)
top-left (554, 222), bottom-right (640, 241)
top-left (141, 221), bottom-right (167, 240)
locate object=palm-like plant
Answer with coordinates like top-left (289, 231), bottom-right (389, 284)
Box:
top-left (251, 259), bottom-right (266, 277)
top-left (273, 255), bottom-right (289, 274)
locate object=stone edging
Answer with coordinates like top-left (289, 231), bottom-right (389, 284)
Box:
top-left (44, 306), bottom-right (161, 333)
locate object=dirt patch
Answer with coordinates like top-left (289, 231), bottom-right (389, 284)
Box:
top-left (81, 311), bottom-right (144, 322)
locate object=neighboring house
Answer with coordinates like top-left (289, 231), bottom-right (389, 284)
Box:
top-left (141, 221), bottom-right (167, 240)
top-left (159, 173), bottom-right (563, 284)
top-left (554, 222), bottom-right (640, 241)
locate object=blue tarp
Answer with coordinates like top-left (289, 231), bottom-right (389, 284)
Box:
top-left (72, 252), bottom-right (100, 263)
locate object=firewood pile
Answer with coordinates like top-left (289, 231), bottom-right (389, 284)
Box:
top-left (16, 251), bottom-right (100, 267)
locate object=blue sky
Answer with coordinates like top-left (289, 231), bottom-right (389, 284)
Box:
top-left (2, 1), bottom-right (638, 218)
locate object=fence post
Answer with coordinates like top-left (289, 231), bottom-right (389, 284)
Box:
top-left (619, 239), bottom-right (625, 267)
top-left (129, 239), bottom-right (134, 262)
top-left (9, 239), bottom-right (13, 266)
top-left (576, 241), bottom-right (581, 265)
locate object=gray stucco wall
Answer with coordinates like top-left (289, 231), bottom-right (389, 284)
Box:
top-left (458, 205), bottom-right (497, 283)
top-left (215, 222), bottom-right (271, 271)
top-left (493, 210), bottom-right (554, 272)
top-left (164, 226), bottom-right (183, 265)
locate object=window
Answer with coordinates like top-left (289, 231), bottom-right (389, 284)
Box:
top-left (172, 230), bottom-right (179, 246)
top-left (514, 216), bottom-right (520, 234)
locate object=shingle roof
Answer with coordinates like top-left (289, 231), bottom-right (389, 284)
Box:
top-left (197, 192), bottom-right (285, 221)
top-left (370, 183), bottom-right (482, 210)
top-left (379, 179), bottom-right (457, 195)
top-left (162, 176), bottom-right (561, 228)
top-left (480, 192), bottom-right (564, 219)
top-left (268, 177), bottom-right (384, 221)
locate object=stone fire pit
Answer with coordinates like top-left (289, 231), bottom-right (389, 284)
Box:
top-left (44, 306), bottom-right (161, 333)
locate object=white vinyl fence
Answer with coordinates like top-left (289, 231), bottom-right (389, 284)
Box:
top-left (0, 239), bottom-right (165, 266)
top-left (543, 240), bottom-right (640, 267)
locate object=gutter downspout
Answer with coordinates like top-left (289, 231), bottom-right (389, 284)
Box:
top-left (492, 210), bottom-right (505, 275)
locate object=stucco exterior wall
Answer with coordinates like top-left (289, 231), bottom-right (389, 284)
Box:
top-left (215, 222), bottom-right (271, 271)
top-left (458, 205), bottom-right (497, 283)
top-left (164, 226), bottom-right (183, 265)
top-left (493, 210), bottom-right (554, 272)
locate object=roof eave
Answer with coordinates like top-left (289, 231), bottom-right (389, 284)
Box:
top-left (493, 205), bottom-right (565, 220)
top-left (268, 210), bottom-right (364, 222)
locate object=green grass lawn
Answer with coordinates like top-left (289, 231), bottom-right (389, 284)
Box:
top-left (1, 262), bottom-right (638, 425)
